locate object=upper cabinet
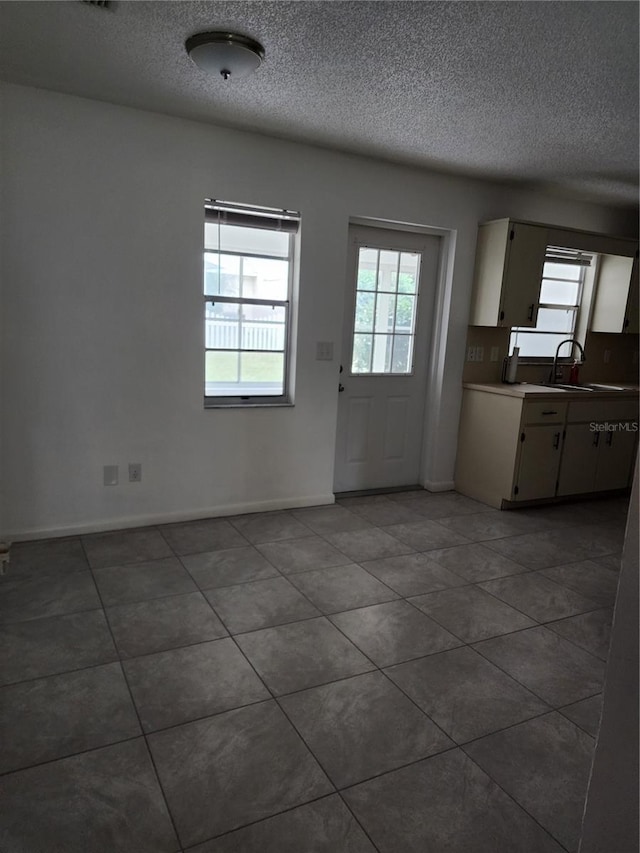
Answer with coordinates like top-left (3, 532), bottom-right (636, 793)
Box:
top-left (470, 219), bottom-right (548, 328)
top-left (590, 252), bottom-right (639, 334)
top-left (470, 218), bottom-right (638, 332)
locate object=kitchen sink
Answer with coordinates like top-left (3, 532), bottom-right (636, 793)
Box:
top-left (539, 382), bottom-right (628, 392)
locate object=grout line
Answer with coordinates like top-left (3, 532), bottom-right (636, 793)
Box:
top-left (79, 538), bottom-right (184, 851)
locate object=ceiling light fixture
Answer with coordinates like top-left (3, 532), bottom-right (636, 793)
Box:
top-left (185, 32), bottom-right (265, 81)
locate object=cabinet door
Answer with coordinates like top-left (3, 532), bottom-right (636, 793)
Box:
top-left (594, 426), bottom-right (638, 491)
top-left (500, 223), bottom-right (548, 328)
top-left (624, 257), bottom-right (639, 334)
top-left (557, 423), bottom-right (600, 496)
top-left (590, 253), bottom-right (638, 334)
top-left (514, 425), bottom-right (563, 501)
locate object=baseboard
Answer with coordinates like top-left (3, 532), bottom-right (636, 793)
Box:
top-left (4, 493), bottom-right (336, 542)
top-left (422, 479), bottom-right (455, 493)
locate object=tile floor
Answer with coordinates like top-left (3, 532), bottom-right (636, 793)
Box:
top-left (0, 490), bottom-right (627, 853)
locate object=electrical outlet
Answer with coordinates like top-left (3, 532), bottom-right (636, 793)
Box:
top-left (476, 346), bottom-right (484, 362)
top-left (103, 465), bottom-right (118, 486)
top-left (128, 463), bottom-right (142, 483)
top-left (490, 346), bottom-right (500, 362)
top-left (467, 346), bottom-right (476, 362)
top-left (603, 349), bottom-right (611, 364)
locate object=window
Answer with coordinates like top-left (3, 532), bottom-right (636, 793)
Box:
top-left (203, 200), bottom-right (299, 405)
top-left (351, 246), bottom-right (421, 374)
top-left (510, 247), bottom-right (591, 359)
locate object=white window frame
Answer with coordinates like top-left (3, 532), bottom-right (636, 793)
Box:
top-left (203, 200), bottom-right (299, 407)
top-left (510, 248), bottom-right (591, 362)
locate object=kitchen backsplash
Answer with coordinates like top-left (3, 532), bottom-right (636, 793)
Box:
top-left (463, 326), bottom-right (639, 385)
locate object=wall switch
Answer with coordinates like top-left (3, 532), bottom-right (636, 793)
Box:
top-left (128, 463), bottom-right (142, 483)
top-left (476, 346), bottom-right (484, 362)
top-left (490, 346), bottom-right (500, 362)
top-left (603, 349), bottom-right (611, 364)
top-left (467, 346), bottom-right (476, 362)
top-left (316, 341), bottom-right (334, 361)
top-left (103, 465), bottom-right (118, 486)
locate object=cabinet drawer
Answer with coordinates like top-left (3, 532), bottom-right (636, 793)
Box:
top-left (523, 400), bottom-right (568, 424)
top-left (567, 399), bottom-right (639, 423)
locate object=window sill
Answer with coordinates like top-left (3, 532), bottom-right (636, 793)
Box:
top-left (204, 399), bottom-right (294, 409)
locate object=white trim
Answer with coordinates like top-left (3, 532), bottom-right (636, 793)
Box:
top-left (421, 479), bottom-right (456, 493)
top-left (5, 493), bottom-right (336, 543)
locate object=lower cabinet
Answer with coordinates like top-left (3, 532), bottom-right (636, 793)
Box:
top-left (515, 425), bottom-right (563, 501)
top-left (455, 388), bottom-right (639, 509)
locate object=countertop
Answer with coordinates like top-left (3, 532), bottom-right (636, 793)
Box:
top-left (463, 382), bottom-right (640, 400)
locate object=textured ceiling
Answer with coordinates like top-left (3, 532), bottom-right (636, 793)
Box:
top-left (1, 1), bottom-right (638, 205)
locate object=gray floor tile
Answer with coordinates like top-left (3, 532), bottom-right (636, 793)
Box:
top-left (344, 501), bottom-right (424, 526)
top-left (107, 592), bottom-right (227, 658)
top-left (593, 552), bottom-right (621, 572)
top-left (427, 542), bottom-right (530, 582)
top-left (0, 610), bottom-right (118, 686)
top-left (485, 526), bottom-right (619, 570)
top-left (331, 600), bottom-right (461, 667)
top-left (5, 537), bottom-right (88, 578)
top-left (387, 646), bottom-right (548, 742)
top-left (204, 577), bottom-right (319, 633)
top-left (474, 626), bottom-right (605, 706)
top-left (187, 795), bottom-right (376, 853)
top-left (257, 536), bottom-right (351, 574)
top-left (546, 608), bottom-right (613, 661)
top-left (325, 528), bottom-right (414, 562)
top-left (390, 492), bottom-right (494, 520)
top-left (465, 712), bottom-right (595, 852)
top-left (479, 572), bottom-right (600, 622)
top-left (0, 572), bottom-right (101, 624)
top-left (280, 671), bottom-right (452, 787)
top-left (94, 556), bottom-right (197, 606)
top-left (559, 694), bottom-right (602, 737)
top-left (148, 701), bottom-right (332, 847)
top-left (292, 505), bottom-right (374, 535)
top-left (229, 511), bottom-right (313, 544)
top-left (181, 545), bottom-right (279, 589)
top-left (0, 738), bottom-right (179, 853)
top-left (435, 511), bottom-right (540, 541)
top-left (160, 518), bottom-right (248, 555)
top-left (0, 662), bottom-right (141, 773)
top-left (541, 560), bottom-right (620, 607)
top-left (289, 564), bottom-right (399, 614)
top-left (235, 617), bottom-right (374, 695)
top-left (82, 527), bottom-right (172, 569)
top-left (123, 638), bottom-right (269, 731)
top-left (360, 552), bottom-right (467, 596)
top-left (343, 748), bottom-right (564, 853)
top-left (381, 520), bottom-right (470, 551)
top-left (409, 585), bottom-right (535, 642)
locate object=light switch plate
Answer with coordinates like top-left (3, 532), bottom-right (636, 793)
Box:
top-left (467, 346), bottom-right (476, 362)
top-left (316, 341), bottom-right (334, 361)
top-left (476, 346), bottom-right (484, 362)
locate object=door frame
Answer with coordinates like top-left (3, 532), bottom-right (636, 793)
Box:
top-left (335, 215), bottom-right (457, 493)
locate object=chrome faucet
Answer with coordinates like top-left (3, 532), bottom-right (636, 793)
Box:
top-left (549, 339), bottom-right (586, 383)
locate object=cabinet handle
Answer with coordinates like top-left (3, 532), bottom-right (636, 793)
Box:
top-left (606, 431), bottom-right (613, 446)
top-left (527, 303), bottom-right (535, 321)
top-left (593, 432), bottom-right (600, 447)
top-left (541, 410), bottom-right (558, 415)
top-left (553, 432), bottom-right (561, 449)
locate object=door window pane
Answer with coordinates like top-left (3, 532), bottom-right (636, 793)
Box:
top-left (352, 334), bottom-right (373, 373)
top-left (398, 253), bottom-right (420, 293)
top-left (355, 292), bottom-right (375, 332)
top-left (372, 334), bottom-right (393, 373)
top-left (378, 251), bottom-right (400, 292)
top-left (357, 249), bottom-right (378, 290)
top-left (352, 245), bottom-right (421, 375)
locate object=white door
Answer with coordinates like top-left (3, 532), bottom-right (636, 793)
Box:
top-left (334, 225), bottom-right (440, 493)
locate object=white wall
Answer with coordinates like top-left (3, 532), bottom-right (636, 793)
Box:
top-left (1, 83), bottom-right (636, 538)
